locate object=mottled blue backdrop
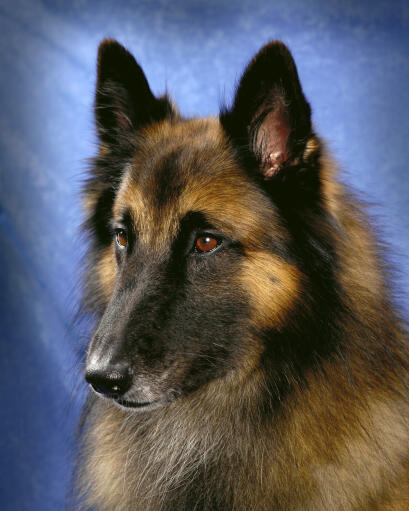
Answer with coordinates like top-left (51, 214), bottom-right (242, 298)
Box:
top-left (0, 1), bottom-right (408, 509)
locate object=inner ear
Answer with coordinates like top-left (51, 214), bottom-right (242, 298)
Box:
top-left (220, 41), bottom-right (313, 180)
top-left (250, 93), bottom-right (291, 177)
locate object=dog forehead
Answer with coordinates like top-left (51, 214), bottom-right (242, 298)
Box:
top-left (113, 118), bottom-right (275, 247)
top-left (134, 118), bottom-right (235, 188)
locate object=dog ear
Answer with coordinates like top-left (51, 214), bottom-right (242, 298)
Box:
top-left (95, 39), bottom-right (173, 146)
top-left (221, 41), bottom-right (313, 179)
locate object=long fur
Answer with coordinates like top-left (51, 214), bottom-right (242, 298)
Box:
top-left (73, 39), bottom-right (409, 510)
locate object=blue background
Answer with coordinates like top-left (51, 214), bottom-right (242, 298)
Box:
top-left (0, 1), bottom-right (408, 509)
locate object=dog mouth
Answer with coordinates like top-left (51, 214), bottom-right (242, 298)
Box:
top-left (88, 383), bottom-right (165, 412)
top-left (113, 397), bottom-right (164, 413)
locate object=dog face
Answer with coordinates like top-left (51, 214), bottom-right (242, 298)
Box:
top-left (84, 40), bottom-right (321, 412)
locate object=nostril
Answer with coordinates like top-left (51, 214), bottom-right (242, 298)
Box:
top-left (85, 364), bottom-right (132, 397)
top-left (90, 383), bottom-right (116, 395)
top-left (90, 381), bottom-right (124, 395)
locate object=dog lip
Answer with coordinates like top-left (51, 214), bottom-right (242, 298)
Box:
top-left (115, 398), bottom-right (155, 408)
top-left (89, 382), bottom-right (166, 412)
top-left (113, 397), bottom-right (166, 413)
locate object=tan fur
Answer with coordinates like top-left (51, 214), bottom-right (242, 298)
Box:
top-left (79, 344), bottom-right (409, 510)
top-left (81, 121), bottom-right (409, 511)
top-left (81, 119), bottom-right (409, 511)
top-left (96, 246), bottom-right (116, 303)
top-left (241, 251), bottom-right (303, 328)
top-left (111, 119), bottom-right (285, 253)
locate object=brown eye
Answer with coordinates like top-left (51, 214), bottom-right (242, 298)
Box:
top-left (195, 235), bottom-right (218, 253)
top-left (115, 229), bottom-right (128, 248)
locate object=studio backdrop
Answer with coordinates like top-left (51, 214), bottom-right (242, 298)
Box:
top-left (0, 1), bottom-right (408, 509)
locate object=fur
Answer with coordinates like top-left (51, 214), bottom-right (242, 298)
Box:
top-left (74, 39), bottom-right (409, 510)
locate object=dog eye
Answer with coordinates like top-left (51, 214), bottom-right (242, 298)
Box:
top-left (115, 229), bottom-right (128, 248)
top-left (195, 235), bottom-right (219, 253)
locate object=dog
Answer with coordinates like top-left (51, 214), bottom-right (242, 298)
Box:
top-left (75, 39), bottom-right (409, 510)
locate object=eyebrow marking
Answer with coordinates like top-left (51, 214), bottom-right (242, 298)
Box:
top-left (110, 208), bottom-right (134, 231)
top-left (179, 211), bottom-right (214, 232)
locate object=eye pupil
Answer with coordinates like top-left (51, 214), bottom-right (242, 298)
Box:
top-left (116, 230), bottom-right (128, 248)
top-left (195, 236), bottom-right (218, 253)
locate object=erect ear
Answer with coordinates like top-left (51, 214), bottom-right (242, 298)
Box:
top-left (95, 39), bottom-right (173, 146)
top-left (220, 41), bottom-right (314, 179)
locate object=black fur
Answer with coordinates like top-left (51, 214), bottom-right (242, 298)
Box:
top-left (74, 39), bottom-right (409, 511)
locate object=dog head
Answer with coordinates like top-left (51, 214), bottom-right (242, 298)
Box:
top-left (84, 39), bottom-right (327, 412)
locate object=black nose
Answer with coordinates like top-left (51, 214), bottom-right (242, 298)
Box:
top-left (85, 364), bottom-right (132, 397)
